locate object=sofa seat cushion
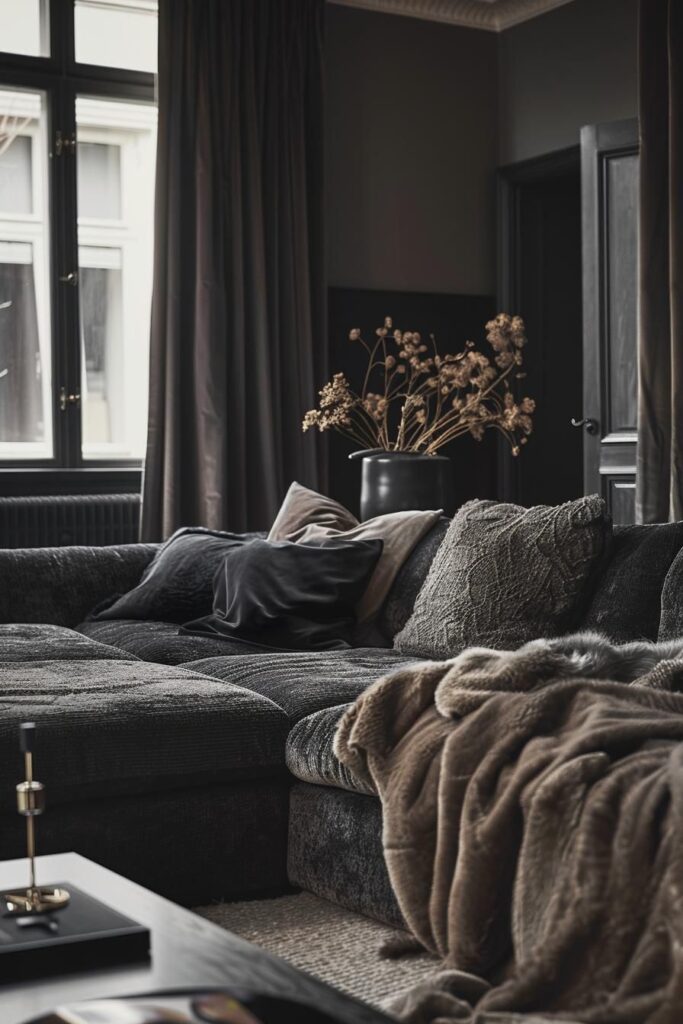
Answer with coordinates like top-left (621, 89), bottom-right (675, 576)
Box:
top-left (185, 649), bottom-right (421, 723)
top-left (0, 659), bottom-right (289, 810)
top-left (78, 619), bottom-right (268, 664)
top-left (286, 704), bottom-right (373, 795)
top-left (0, 623), bottom-right (139, 662)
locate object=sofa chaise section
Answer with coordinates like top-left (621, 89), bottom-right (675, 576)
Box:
top-left (0, 625), bottom-right (290, 905)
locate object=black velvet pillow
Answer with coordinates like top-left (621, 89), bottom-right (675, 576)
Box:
top-left (88, 527), bottom-right (261, 624)
top-left (181, 537), bottom-right (383, 651)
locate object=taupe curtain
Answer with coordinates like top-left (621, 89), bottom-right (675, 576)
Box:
top-left (636, 0), bottom-right (683, 522)
top-left (141, 0), bottom-right (327, 540)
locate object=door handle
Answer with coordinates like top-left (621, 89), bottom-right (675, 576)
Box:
top-left (58, 272), bottom-right (78, 286)
top-left (571, 417), bottom-right (598, 435)
top-left (59, 387), bottom-right (81, 412)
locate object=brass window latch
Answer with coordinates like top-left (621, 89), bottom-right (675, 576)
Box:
top-left (54, 130), bottom-right (76, 157)
top-left (59, 387), bottom-right (81, 412)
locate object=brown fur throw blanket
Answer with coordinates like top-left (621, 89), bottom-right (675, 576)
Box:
top-left (334, 642), bottom-right (683, 1023)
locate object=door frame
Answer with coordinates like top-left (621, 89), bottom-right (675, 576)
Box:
top-left (496, 145), bottom-right (581, 503)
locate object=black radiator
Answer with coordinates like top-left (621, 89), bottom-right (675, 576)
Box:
top-left (0, 494), bottom-right (141, 548)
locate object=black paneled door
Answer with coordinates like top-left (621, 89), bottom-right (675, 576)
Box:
top-left (581, 119), bottom-right (639, 523)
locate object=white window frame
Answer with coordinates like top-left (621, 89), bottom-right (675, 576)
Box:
top-left (77, 97), bottom-right (156, 460)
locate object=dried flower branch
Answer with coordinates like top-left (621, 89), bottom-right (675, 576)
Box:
top-left (303, 314), bottom-right (535, 456)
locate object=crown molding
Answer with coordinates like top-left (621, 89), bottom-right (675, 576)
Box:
top-left (328, 0), bottom-right (575, 32)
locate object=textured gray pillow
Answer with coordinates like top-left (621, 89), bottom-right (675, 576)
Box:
top-left (394, 496), bottom-right (609, 659)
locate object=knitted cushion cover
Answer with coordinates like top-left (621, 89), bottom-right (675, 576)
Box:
top-left (394, 495), bottom-right (609, 659)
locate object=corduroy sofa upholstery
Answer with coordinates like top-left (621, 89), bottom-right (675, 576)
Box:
top-left (2, 519), bottom-right (683, 916)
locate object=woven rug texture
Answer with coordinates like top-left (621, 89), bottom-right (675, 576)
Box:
top-left (194, 891), bottom-right (438, 1012)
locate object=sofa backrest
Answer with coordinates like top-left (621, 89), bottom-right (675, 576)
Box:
top-left (380, 516), bottom-right (683, 646)
top-left (654, 541), bottom-right (683, 641)
top-left (9, 518), bottom-right (683, 644)
top-left (0, 543), bottom-right (159, 628)
top-left (378, 517), bottom-right (450, 641)
top-left (577, 522), bottom-right (683, 642)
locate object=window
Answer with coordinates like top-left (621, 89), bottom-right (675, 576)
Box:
top-left (0, 89), bottom-right (52, 458)
top-left (75, 0), bottom-right (157, 73)
top-left (0, 0), bottom-right (157, 480)
top-left (0, 0), bottom-right (50, 58)
top-left (76, 97), bottom-right (156, 459)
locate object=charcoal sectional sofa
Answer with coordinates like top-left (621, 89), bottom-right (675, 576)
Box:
top-left (2, 517), bottom-right (683, 924)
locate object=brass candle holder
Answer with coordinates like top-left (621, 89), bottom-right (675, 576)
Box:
top-left (1, 722), bottom-right (70, 915)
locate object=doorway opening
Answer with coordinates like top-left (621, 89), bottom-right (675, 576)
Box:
top-left (497, 146), bottom-right (583, 507)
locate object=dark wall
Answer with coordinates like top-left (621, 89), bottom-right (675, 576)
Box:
top-left (324, 6), bottom-right (500, 512)
top-left (498, 0), bottom-right (638, 165)
top-left (325, 4), bottom-right (499, 297)
top-left (326, 0), bottom-right (638, 286)
top-left (321, 0), bottom-right (638, 514)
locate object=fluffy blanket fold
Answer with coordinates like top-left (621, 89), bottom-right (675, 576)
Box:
top-left (334, 647), bottom-right (683, 1024)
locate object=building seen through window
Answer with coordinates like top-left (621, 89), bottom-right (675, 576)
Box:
top-left (0, 0), bottom-right (157, 465)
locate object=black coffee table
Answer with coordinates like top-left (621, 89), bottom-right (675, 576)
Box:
top-left (0, 853), bottom-right (394, 1024)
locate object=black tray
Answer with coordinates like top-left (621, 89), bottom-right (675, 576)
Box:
top-left (0, 881), bottom-right (149, 981)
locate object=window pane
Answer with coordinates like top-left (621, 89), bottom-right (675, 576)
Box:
top-left (78, 143), bottom-right (121, 220)
top-left (0, 135), bottom-right (32, 215)
top-left (0, 90), bottom-right (52, 460)
top-left (77, 97), bottom-right (157, 460)
top-left (75, 0), bottom-right (158, 73)
top-left (0, 0), bottom-right (49, 58)
top-left (80, 261), bottom-right (124, 446)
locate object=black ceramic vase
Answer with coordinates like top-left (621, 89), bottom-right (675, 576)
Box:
top-left (351, 450), bottom-right (455, 521)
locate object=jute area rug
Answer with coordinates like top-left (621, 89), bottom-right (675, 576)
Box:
top-left (194, 891), bottom-right (438, 1012)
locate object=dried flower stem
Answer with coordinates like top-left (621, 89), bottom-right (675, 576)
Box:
top-left (302, 315), bottom-right (534, 457)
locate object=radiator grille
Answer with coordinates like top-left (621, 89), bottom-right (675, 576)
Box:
top-left (0, 494), bottom-right (141, 548)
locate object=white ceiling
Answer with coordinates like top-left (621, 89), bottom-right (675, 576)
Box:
top-left (329, 0), bottom-right (576, 32)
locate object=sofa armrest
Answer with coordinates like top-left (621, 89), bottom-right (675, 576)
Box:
top-left (0, 543), bottom-right (158, 628)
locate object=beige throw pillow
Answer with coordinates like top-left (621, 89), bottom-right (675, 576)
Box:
top-left (268, 482), bottom-right (442, 623)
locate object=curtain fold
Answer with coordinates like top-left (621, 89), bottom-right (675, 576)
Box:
top-left (636, 0), bottom-right (683, 522)
top-left (141, 0), bottom-right (327, 540)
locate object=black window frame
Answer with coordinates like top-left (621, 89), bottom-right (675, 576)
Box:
top-left (0, 0), bottom-right (156, 496)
